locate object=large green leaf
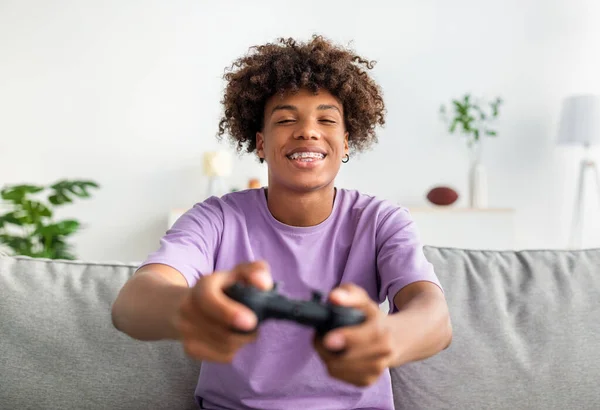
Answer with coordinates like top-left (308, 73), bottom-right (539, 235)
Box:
top-left (70, 180), bottom-right (100, 198)
top-left (449, 118), bottom-right (458, 133)
top-left (54, 219), bottom-right (80, 235)
top-left (0, 212), bottom-right (24, 227)
top-left (35, 220), bottom-right (80, 237)
top-left (50, 180), bottom-right (99, 201)
top-left (1, 185), bottom-right (44, 202)
top-left (48, 192), bottom-right (72, 205)
top-left (46, 239), bottom-right (75, 260)
top-left (21, 200), bottom-right (52, 224)
top-left (0, 234), bottom-right (34, 254)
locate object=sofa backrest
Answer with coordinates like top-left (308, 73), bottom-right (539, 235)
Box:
top-left (0, 255), bottom-right (200, 410)
top-left (391, 246), bottom-right (600, 409)
top-left (2, 247), bottom-right (600, 409)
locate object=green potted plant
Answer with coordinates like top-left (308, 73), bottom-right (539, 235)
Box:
top-left (439, 94), bottom-right (503, 148)
top-left (0, 179), bottom-right (99, 260)
top-left (439, 94), bottom-right (503, 208)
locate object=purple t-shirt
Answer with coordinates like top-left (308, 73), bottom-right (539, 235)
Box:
top-left (140, 187), bottom-right (442, 410)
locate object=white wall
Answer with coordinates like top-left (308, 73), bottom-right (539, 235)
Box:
top-left (1, 0), bottom-right (599, 262)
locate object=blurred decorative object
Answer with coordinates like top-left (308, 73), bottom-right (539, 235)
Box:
top-left (426, 186), bottom-right (459, 206)
top-left (203, 151), bottom-right (232, 177)
top-left (556, 94), bottom-right (600, 248)
top-left (248, 178), bottom-right (261, 189)
top-left (0, 180), bottom-right (99, 260)
top-left (440, 94), bottom-right (503, 208)
top-left (203, 150), bottom-right (232, 197)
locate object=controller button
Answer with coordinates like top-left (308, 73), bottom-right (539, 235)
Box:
top-left (292, 306), bottom-right (301, 317)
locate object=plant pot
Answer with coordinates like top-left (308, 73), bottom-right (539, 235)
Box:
top-left (468, 142), bottom-right (488, 208)
top-left (469, 160), bottom-right (488, 208)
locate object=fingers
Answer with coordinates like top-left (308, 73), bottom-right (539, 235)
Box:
top-left (322, 283), bottom-right (381, 352)
top-left (179, 297), bottom-right (257, 342)
top-left (328, 283), bottom-right (380, 318)
top-left (316, 321), bottom-right (394, 362)
top-left (231, 260), bottom-right (273, 290)
top-left (313, 283), bottom-right (396, 388)
top-left (321, 317), bottom-right (389, 355)
top-left (314, 332), bottom-right (391, 387)
top-left (176, 260), bottom-right (275, 363)
top-left (188, 271), bottom-right (256, 332)
top-left (192, 261), bottom-right (273, 332)
top-left (178, 312), bottom-right (257, 362)
top-left (318, 350), bottom-right (390, 387)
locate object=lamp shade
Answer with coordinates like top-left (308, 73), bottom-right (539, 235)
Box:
top-left (203, 151), bottom-right (232, 177)
top-left (557, 94), bottom-right (600, 146)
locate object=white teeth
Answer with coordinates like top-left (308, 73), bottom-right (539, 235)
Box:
top-left (288, 152), bottom-right (325, 160)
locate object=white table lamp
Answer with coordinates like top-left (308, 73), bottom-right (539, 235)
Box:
top-left (557, 94), bottom-right (600, 248)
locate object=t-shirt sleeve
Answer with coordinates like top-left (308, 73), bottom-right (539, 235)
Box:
top-left (137, 198), bottom-right (224, 288)
top-left (376, 206), bottom-right (443, 314)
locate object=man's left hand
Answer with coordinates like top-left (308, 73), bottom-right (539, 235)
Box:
top-left (313, 283), bottom-right (399, 387)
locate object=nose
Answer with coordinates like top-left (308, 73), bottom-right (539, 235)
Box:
top-left (292, 119), bottom-right (320, 140)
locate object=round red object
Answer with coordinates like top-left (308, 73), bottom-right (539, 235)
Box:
top-left (426, 186), bottom-right (459, 206)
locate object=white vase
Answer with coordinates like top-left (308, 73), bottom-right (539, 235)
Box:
top-left (468, 142), bottom-right (488, 208)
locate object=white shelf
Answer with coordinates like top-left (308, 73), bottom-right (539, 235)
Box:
top-left (168, 206), bottom-right (517, 250)
top-left (407, 206), bottom-right (516, 250)
top-left (407, 206), bottom-right (514, 213)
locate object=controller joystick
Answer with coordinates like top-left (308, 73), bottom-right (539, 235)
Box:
top-left (224, 282), bottom-right (366, 336)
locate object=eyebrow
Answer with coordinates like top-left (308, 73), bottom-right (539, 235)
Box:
top-left (317, 104), bottom-right (341, 113)
top-left (270, 104), bottom-right (341, 115)
top-left (271, 104), bottom-right (297, 114)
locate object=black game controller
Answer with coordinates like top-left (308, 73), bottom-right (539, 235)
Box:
top-left (224, 282), bottom-right (366, 337)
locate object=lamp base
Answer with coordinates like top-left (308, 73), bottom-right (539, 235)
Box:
top-left (569, 156), bottom-right (600, 249)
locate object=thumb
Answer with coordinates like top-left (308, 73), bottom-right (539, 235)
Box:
top-left (328, 283), bottom-right (379, 318)
top-left (229, 260), bottom-right (273, 291)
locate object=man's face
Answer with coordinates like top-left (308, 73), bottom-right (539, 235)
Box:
top-left (256, 88), bottom-right (349, 193)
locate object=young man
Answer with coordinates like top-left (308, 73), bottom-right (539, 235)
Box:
top-left (112, 35), bottom-right (452, 410)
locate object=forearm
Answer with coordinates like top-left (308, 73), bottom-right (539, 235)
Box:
top-left (111, 271), bottom-right (189, 341)
top-left (387, 288), bottom-right (452, 367)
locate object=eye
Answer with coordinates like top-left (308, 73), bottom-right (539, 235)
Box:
top-left (319, 119), bottom-right (337, 124)
top-left (276, 119), bottom-right (295, 124)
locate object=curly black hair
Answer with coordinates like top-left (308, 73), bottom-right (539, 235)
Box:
top-left (217, 35), bottom-right (386, 157)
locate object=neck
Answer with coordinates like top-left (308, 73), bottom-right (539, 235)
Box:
top-left (264, 183), bottom-right (336, 227)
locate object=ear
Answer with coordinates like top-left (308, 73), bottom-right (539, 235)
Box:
top-left (344, 132), bottom-right (349, 155)
top-left (256, 132), bottom-right (265, 161)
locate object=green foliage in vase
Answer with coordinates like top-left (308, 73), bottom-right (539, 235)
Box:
top-left (440, 94), bottom-right (503, 146)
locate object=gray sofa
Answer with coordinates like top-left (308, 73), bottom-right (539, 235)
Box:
top-left (1, 246), bottom-right (599, 409)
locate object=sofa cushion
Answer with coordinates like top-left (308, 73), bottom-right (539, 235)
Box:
top-left (0, 255), bottom-right (200, 410)
top-left (391, 247), bottom-right (600, 409)
top-left (3, 246), bottom-right (600, 410)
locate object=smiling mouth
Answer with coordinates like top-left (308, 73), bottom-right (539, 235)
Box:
top-left (286, 152), bottom-right (326, 162)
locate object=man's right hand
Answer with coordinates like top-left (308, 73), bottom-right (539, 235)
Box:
top-left (174, 260), bottom-right (273, 363)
